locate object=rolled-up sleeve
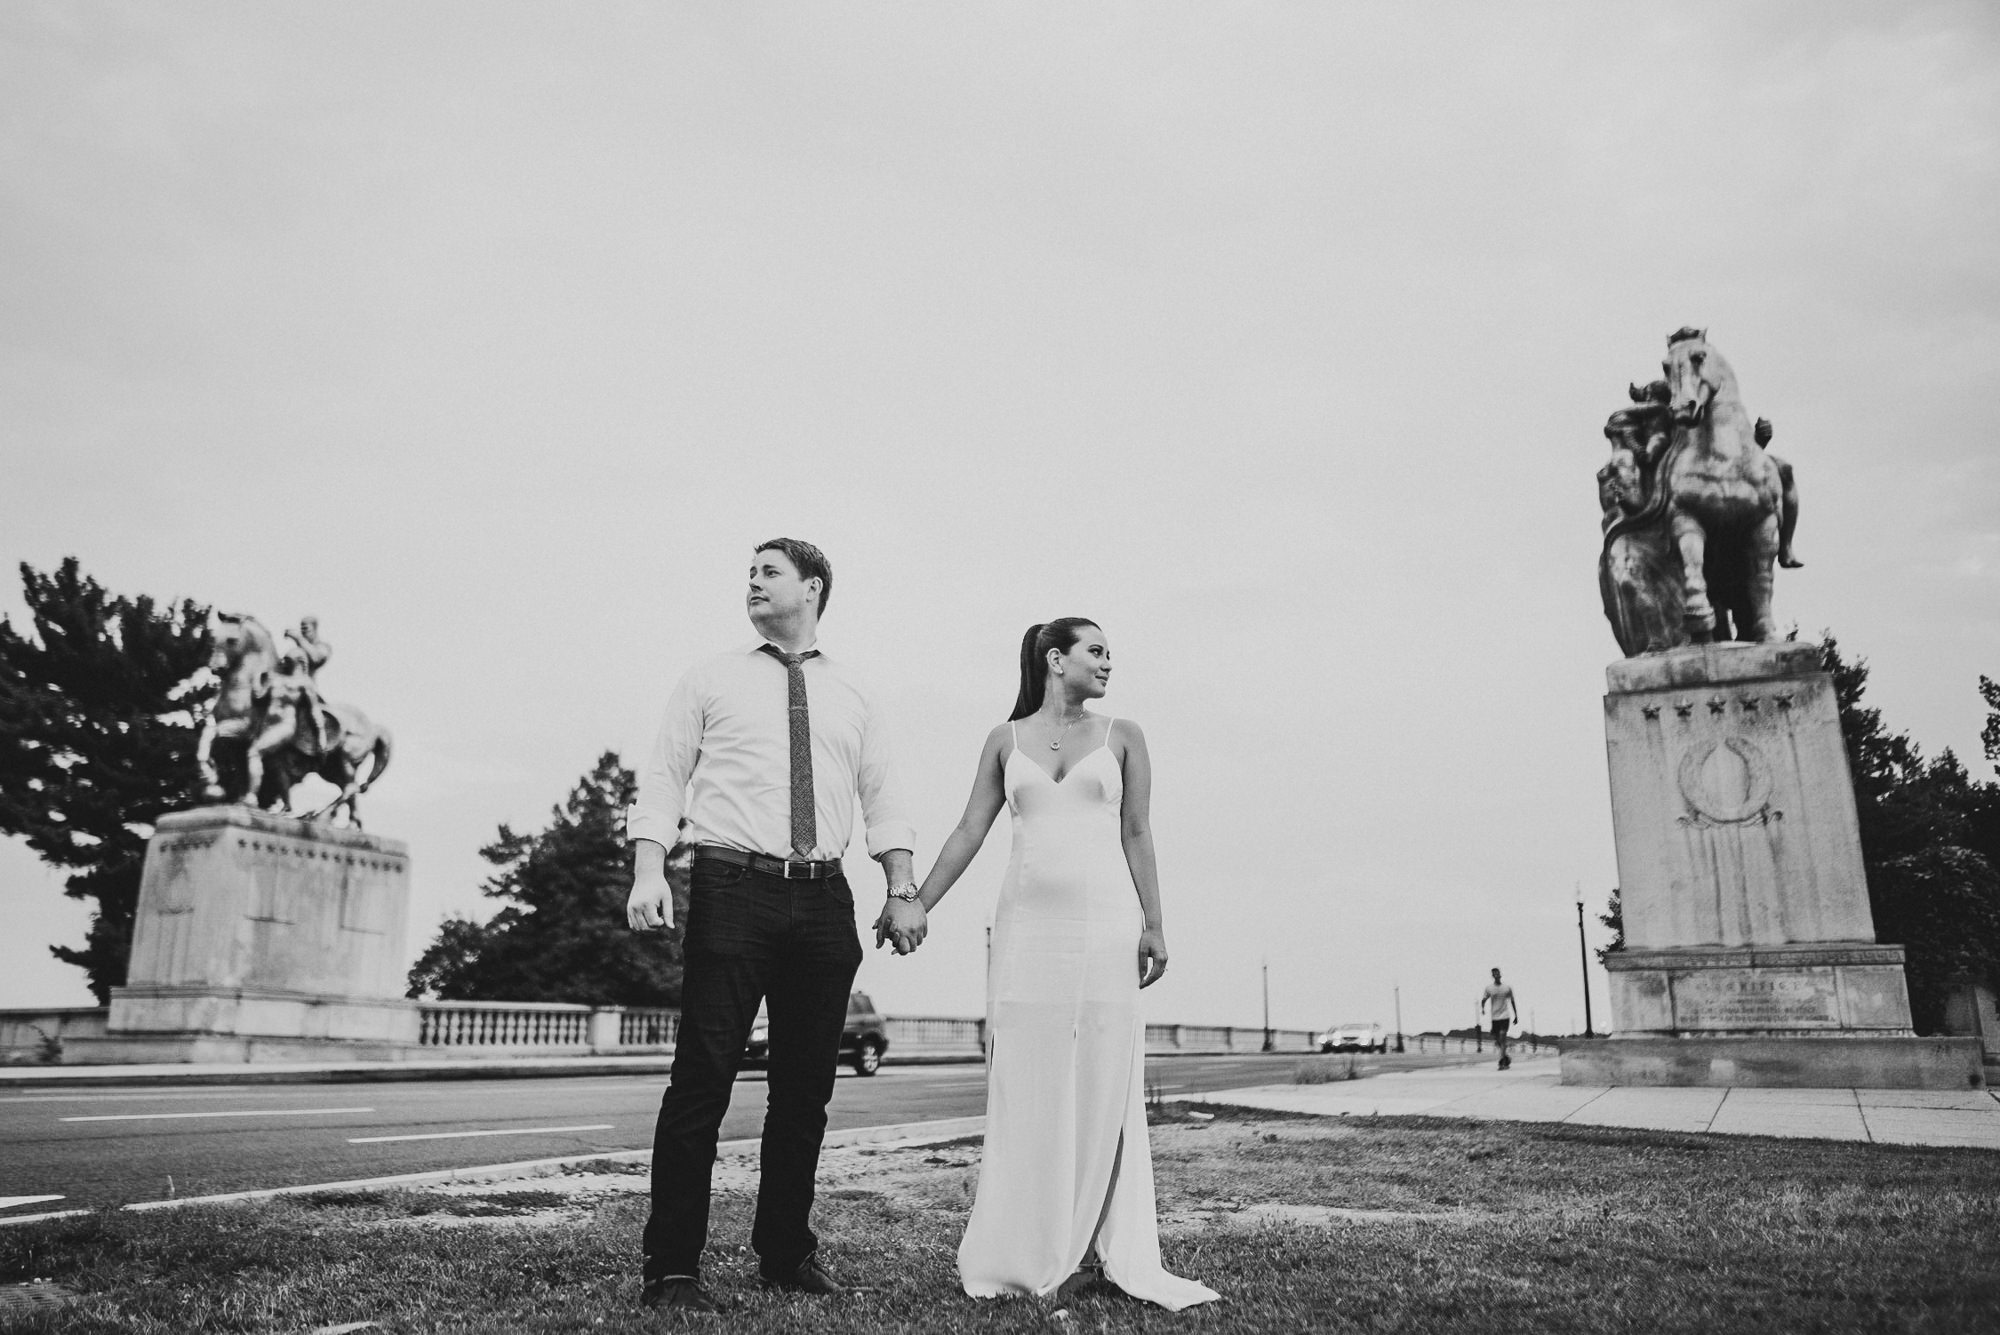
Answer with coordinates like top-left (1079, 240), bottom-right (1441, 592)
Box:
top-left (855, 695), bottom-right (916, 859)
top-left (627, 668), bottom-right (703, 848)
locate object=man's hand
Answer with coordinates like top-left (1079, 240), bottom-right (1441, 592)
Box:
top-left (627, 868), bottom-right (674, 931)
top-left (1137, 926), bottom-right (1168, 988)
top-left (627, 839), bottom-right (674, 932)
top-left (874, 898), bottom-right (928, 955)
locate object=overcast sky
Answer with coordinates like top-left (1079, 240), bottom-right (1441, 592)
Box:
top-left (4, 3), bottom-right (1997, 1037)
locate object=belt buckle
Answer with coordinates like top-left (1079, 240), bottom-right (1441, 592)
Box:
top-left (782, 859), bottom-right (811, 880)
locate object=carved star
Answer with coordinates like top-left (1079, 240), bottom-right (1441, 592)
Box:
top-left (1641, 705), bottom-right (1661, 721)
top-left (1741, 696), bottom-right (1760, 712)
top-left (1707, 696), bottom-right (1727, 715)
top-left (1774, 693), bottom-right (1793, 709)
top-left (1674, 701), bottom-right (1694, 719)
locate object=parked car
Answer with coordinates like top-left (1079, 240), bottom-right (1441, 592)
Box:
top-left (1316, 1021), bottom-right (1388, 1053)
top-left (744, 990), bottom-right (891, 1076)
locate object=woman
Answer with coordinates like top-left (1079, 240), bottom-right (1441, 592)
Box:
top-left (912, 618), bottom-right (1218, 1311)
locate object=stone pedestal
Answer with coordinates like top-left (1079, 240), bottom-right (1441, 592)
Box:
top-left (1561, 644), bottom-right (1984, 1090)
top-left (1942, 980), bottom-right (2000, 1065)
top-left (65, 806), bottom-right (420, 1063)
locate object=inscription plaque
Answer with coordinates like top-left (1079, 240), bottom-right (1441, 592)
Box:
top-left (1672, 969), bottom-right (1838, 1030)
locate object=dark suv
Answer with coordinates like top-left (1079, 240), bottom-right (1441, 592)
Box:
top-left (743, 991), bottom-right (891, 1076)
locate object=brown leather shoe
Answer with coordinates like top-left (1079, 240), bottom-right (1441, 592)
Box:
top-left (760, 1252), bottom-right (854, 1295)
top-left (641, 1276), bottom-right (726, 1313)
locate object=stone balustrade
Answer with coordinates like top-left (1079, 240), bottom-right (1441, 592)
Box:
top-left (618, 1007), bottom-right (680, 1049)
top-left (417, 1000), bottom-right (594, 1049)
top-left (4, 1004), bottom-right (1331, 1064)
top-left (405, 1006), bottom-right (1320, 1059)
top-left (1144, 1024), bottom-right (1317, 1053)
top-left (0, 1008), bottom-right (110, 1064)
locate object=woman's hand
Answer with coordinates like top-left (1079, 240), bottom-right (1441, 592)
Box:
top-left (1137, 926), bottom-right (1168, 988)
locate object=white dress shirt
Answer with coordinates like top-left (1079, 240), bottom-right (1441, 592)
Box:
top-left (627, 641), bottom-right (916, 863)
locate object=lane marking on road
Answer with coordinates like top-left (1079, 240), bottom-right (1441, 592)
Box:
top-left (0, 1196), bottom-right (65, 1211)
top-left (61, 1107), bottom-right (374, 1123)
top-left (4, 1090), bottom-right (314, 1103)
top-left (6, 1077), bottom-right (668, 1105)
top-left (347, 1123), bottom-right (616, 1144)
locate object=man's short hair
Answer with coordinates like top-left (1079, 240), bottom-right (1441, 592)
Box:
top-left (755, 538), bottom-right (831, 617)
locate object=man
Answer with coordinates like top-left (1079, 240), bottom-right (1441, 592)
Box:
top-left (1752, 417), bottom-right (1804, 570)
top-left (281, 616), bottom-right (334, 753)
top-left (625, 538), bottom-right (929, 1313)
top-left (1479, 968), bottom-right (1518, 1070)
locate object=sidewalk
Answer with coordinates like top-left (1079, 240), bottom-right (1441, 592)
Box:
top-left (1193, 1051), bottom-right (2000, 1150)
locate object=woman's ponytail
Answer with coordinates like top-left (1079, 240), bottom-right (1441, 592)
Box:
top-left (1009, 624), bottom-right (1047, 721)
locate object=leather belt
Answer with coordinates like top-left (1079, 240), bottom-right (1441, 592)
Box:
top-left (691, 844), bottom-right (844, 881)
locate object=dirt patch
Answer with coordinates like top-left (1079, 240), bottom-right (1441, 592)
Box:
top-left (386, 1112), bottom-right (1389, 1224)
top-left (1160, 1201), bottom-right (1479, 1232)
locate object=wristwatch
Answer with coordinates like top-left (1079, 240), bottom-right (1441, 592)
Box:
top-left (885, 882), bottom-right (921, 903)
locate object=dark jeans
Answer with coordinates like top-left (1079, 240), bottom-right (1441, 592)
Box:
top-left (642, 858), bottom-right (864, 1281)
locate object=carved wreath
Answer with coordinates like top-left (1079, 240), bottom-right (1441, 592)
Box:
top-left (1675, 737), bottom-right (1777, 827)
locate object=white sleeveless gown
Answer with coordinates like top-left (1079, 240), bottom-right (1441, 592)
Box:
top-left (957, 721), bottom-right (1219, 1311)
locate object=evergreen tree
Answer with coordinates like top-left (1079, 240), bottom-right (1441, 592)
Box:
top-left (1982, 676), bottom-right (2000, 775)
top-left (1819, 635), bottom-right (2000, 1032)
top-left (1596, 887), bottom-right (1623, 965)
top-left (405, 752), bottom-right (684, 1006)
top-left (0, 559), bottom-right (212, 1002)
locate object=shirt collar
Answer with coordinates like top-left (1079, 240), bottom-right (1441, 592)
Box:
top-left (744, 638), bottom-right (823, 657)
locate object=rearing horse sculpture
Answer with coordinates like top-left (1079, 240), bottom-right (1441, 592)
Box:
top-left (196, 612), bottom-right (393, 826)
top-left (1658, 329), bottom-right (1788, 642)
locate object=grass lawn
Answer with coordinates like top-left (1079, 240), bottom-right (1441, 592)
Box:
top-left (4, 1104), bottom-right (1999, 1333)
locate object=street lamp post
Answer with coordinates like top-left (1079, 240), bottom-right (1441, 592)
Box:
top-left (1575, 884), bottom-right (1596, 1038)
top-left (1393, 983), bottom-right (1405, 1054)
top-left (1261, 959), bottom-right (1274, 1052)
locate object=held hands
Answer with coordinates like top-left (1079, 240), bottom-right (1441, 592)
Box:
top-left (874, 898), bottom-right (929, 955)
top-left (626, 868), bottom-right (674, 932)
top-left (1137, 926), bottom-right (1169, 988)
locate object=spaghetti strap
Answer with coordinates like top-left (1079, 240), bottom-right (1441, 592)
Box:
top-left (1009, 721), bottom-right (1019, 755)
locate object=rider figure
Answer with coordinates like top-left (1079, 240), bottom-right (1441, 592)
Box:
top-left (280, 616), bottom-right (334, 754)
top-left (1621, 379), bottom-right (1674, 474)
top-left (1753, 418), bottom-right (1804, 569)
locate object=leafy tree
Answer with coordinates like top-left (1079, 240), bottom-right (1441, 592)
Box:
top-left (405, 752), bottom-right (684, 1006)
top-left (0, 559), bottom-right (212, 1002)
top-left (1819, 635), bottom-right (2000, 1032)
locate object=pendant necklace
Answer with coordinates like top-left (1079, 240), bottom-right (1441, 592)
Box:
top-left (1049, 709), bottom-right (1087, 750)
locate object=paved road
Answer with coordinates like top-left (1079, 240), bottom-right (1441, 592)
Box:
top-left (0, 1050), bottom-right (1490, 1216)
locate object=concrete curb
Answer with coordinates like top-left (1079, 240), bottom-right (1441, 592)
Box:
top-left (0, 1053), bottom-right (983, 1089)
top-left (0, 1114), bottom-right (989, 1229)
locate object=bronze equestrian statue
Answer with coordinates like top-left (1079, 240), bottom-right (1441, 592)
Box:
top-left (195, 613), bottom-right (392, 826)
top-left (1597, 329), bottom-right (1801, 656)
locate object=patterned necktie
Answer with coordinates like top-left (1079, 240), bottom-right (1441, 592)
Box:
top-left (760, 645), bottom-right (820, 859)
